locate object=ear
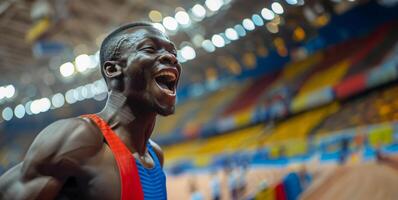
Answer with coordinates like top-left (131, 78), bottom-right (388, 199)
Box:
top-left (103, 61), bottom-right (123, 78)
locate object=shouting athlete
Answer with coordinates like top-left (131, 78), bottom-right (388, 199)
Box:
top-left (0, 22), bottom-right (181, 200)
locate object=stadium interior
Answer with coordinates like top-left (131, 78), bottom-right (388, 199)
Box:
top-left (1, 0), bottom-right (398, 199)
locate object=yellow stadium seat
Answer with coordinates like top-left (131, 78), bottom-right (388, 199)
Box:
top-left (261, 103), bottom-right (340, 145)
top-left (297, 59), bottom-right (350, 97)
top-left (281, 52), bottom-right (323, 81)
top-left (163, 125), bottom-right (265, 164)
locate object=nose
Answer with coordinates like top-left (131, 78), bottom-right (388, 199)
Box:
top-left (159, 52), bottom-right (178, 66)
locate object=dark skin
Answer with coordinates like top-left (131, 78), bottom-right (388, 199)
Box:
top-left (0, 27), bottom-right (181, 200)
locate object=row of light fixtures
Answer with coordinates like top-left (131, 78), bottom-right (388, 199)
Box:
top-left (1, 1), bottom-right (299, 122)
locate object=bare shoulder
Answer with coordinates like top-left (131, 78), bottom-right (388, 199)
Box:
top-left (22, 117), bottom-right (104, 179)
top-left (0, 117), bottom-right (104, 199)
top-left (149, 139), bottom-right (164, 167)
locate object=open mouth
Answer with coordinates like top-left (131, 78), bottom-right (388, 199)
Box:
top-left (154, 69), bottom-right (178, 96)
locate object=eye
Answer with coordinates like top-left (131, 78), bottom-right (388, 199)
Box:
top-left (141, 46), bottom-right (156, 53)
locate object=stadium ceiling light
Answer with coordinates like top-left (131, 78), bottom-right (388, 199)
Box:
top-left (51, 93), bottom-right (65, 108)
top-left (0, 85), bottom-right (16, 100)
top-left (192, 34), bottom-right (205, 47)
top-left (75, 54), bottom-right (91, 72)
top-left (31, 98), bottom-right (51, 113)
top-left (152, 23), bottom-right (166, 33)
top-left (65, 89), bottom-right (77, 104)
top-left (42, 98), bottom-right (52, 112)
top-left (271, 2), bottom-right (284, 14)
top-left (74, 87), bottom-right (84, 102)
top-left (149, 10), bottom-right (163, 22)
top-left (162, 16), bottom-right (178, 31)
top-left (181, 45), bottom-right (196, 60)
top-left (0, 85), bottom-right (16, 99)
top-left (286, 0), bottom-right (298, 5)
top-left (25, 101), bottom-right (33, 115)
top-left (60, 62), bottom-right (75, 77)
top-left (175, 11), bottom-right (191, 26)
top-left (1, 78), bottom-right (111, 121)
top-left (191, 4), bottom-right (206, 20)
top-left (225, 28), bottom-right (239, 40)
top-left (201, 40), bottom-right (216, 52)
top-left (6, 85), bottom-right (15, 98)
top-left (2, 107), bottom-right (13, 121)
top-left (14, 104), bottom-right (25, 119)
top-left (220, 33), bottom-right (231, 45)
top-left (205, 0), bottom-right (223, 12)
top-left (252, 14), bottom-right (264, 26)
top-left (177, 50), bottom-right (187, 63)
top-left (242, 18), bottom-right (255, 31)
top-left (261, 8), bottom-right (275, 20)
top-left (30, 99), bottom-right (40, 114)
top-left (0, 87), bottom-right (5, 100)
top-left (211, 34), bottom-right (225, 48)
top-left (234, 24), bottom-right (247, 37)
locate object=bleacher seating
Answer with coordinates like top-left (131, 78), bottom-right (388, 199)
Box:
top-left (182, 82), bottom-right (247, 134)
top-left (222, 72), bottom-right (279, 116)
top-left (154, 82), bottom-right (248, 137)
top-left (164, 124), bottom-right (265, 166)
top-left (345, 22), bottom-right (398, 78)
top-left (155, 22), bottom-right (398, 140)
top-left (315, 84), bottom-right (398, 135)
top-left (160, 21), bottom-right (398, 168)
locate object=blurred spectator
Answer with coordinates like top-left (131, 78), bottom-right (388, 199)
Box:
top-left (298, 165), bottom-right (312, 190)
top-left (227, 166), bottom-right (239, 200)
top-left (210, 171), bottom-right (221, 200)
top-left (237, 163), bottom-right (248, 199)
top-left (190, 177), bottom-right (204, 200)
top-left (339, 138), bottom-right (350, 164)
top-left (227, 162), bottom-right (248, 200)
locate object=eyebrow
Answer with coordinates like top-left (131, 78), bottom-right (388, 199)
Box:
top-left (135, 36), bottom-right (176, 50)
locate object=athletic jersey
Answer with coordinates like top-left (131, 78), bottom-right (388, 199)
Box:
top-left (83, 114), bottom-right (167, 200)
top-left (136, 143), bottom-right (167, 200)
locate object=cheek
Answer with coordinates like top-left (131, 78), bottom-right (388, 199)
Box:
top-left (126, 70), bottom-right (146, 91)
top-left (125, 57), bottom-right (155, 90)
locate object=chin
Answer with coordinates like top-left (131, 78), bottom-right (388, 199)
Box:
top-left (156, 105), bottom-right (175, 116)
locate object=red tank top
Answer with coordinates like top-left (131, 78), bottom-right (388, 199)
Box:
top-left (82, 114), bottom-right (144, 200)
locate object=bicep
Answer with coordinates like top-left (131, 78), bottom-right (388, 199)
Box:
top-left (0, 121), bottom-right (66, 200)
top-left (1, 118), bottom-right (102, 200)
top-left (0, 163), bottom-right (64, 200)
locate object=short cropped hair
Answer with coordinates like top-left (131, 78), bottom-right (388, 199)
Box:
top-left (99, 22), bottom-right (154, 80)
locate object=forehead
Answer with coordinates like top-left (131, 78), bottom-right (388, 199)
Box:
top-left (124, 27), bottom-right (173, 46)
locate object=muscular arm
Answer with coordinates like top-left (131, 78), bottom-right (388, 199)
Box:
top-left (0, 118), bottom-right (102, 200)
top-left (0, 163), bottom-right (63, 200)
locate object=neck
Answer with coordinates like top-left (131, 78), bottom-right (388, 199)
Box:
top-left (98, 91), bottom-right (156, 156)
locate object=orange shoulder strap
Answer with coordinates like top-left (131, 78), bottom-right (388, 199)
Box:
top-left (82, 114), bottom-right (144, 200)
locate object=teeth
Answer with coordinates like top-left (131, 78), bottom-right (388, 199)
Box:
top-left (156, 71), bottom-right (176, 81)
top-left (163, 88), bottom-right (174, 94)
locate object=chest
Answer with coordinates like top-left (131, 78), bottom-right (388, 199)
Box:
top-left (59, 144), bottom-right (163, 200)
top-left (85, 145), bottom-right (123, 199)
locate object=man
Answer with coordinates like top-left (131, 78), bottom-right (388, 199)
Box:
top-left (0, 22), bottom-right (181, 200)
